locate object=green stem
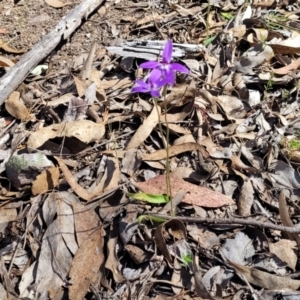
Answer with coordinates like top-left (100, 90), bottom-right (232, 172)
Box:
top-left (154, 86), bottom-right (173, 215)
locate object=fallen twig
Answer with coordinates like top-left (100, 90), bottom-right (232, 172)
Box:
top-left (146, 213), bottom-right (300, 233)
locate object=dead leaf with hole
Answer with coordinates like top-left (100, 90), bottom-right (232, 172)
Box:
top-left (31, 166), bottom-right (59, 195)
top-left (5, 91), bottom-right (33, 121)
top-left (27, 120), bottom-right (105, 150)
top-left (68, 227), bottom-right (104, 300)
top-left (136, 174), bottom-right (235, 208)
top-left (44, 0), bottom-right (72, 8)
top-left (0, 39), bottom-right (26, 53)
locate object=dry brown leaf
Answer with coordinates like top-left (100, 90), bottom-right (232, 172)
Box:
top-left (105, 223), bottom-right (126, 283)
top-left (238, 179), bottom-right (254, 216)
top-left (278, 190), bottom-right (300, 248)
top-left (154, 219), bottom-right (186, 264)
top-left (0, 207), bottom-right (17, 232)
top-left (136, 13), bottom-right (164, 26)
top-left (272, 57), bottom-right (300, 75)
top-left (27, 120), bottom-right (105, 150)
top-left (44, 0), bottom-right (72, 8)
top-left (230, 155), bottom-right (257, 173)
top-left (73, 75), bottom-right (90, 97)
top-left (90, 156), bottom-right (120, 197)
top-left (143, 142), bottom-right (208, 161)
top-left (126, 106), bottom-right (160, 150)
top-left (5, 91), bottom-right (32, 121)
top-left (72, 202), bottom-right (100, 246)
top-left (194, 255), bottom-right (214, 299)
top-left (68, 227), bottom-right (104, 300)
top-left (269, 239), bottom-right (297, 271)
top-left (31, 166), bottom-right (59, 195)
top-left (0, 56), bottom-right (14, 67)
top-left (55, 157), bottom-right (93, 201)
top-left (0, 39), bottom-right (26, 53)
top-left (228, 259), bottom-right (300, 290)
top-left (136, 174), bottom-right (235, 208)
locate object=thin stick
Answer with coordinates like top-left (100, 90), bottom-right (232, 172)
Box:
top-left (146, 213), bottom-right (300, 233)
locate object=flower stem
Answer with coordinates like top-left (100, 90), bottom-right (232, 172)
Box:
top-left (154, 86), bottom-right (173, 215)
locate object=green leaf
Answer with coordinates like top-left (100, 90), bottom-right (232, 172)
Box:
top-left (128, 192), bottom-right (169, 204)
top-left (204, 35), bottom-right (216, 46)
top-left (181, 253), bottom-right (193, 266)
top-left (137, 215), bottom-right (167, 224)
top-left (221, 11), bottom-right (233, 20)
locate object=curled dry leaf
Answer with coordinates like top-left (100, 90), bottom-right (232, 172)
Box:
top-left (126, 106), bottom-right (160, 150)
top-left (0, 39), bottom-right (26, 53)
top-left (5, 91), bottom-right (32, 121)
top-left (136, 174), bottom-right (235, 208)
top-left (55, 157), bottom-right (93, 201)
top-left (154, 219), bottom-right (187, 264)
top-left (27, 120), bottom-right (105, 150)
top-left (193, 255), bottom-right (214, 299)
top-left (0, 56), bottom-right (15, 68)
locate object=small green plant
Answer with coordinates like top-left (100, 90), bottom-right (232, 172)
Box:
top-left (288, 139), bottom-right (300, 151)
top-left (137, 215), bottom-right (166, 224)
top-left (281, 89), bottom-right (290, 100)
top-left (221, 11), bottom-right (234, 20)
top-left (264, 72), bottom-right (274, 92)
top-left (181, 253), bottom-right (193, 266)
top-left (204, 35), bottom-right (217, 46)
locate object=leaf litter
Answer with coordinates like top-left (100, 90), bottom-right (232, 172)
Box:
top-left (1, 0), bottom-right (300, 299)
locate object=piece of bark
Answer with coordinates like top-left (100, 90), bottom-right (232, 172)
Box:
top-left (0, 0), bottom-right (104, 106)
top-left (106, 40), bottom-right (205, 60)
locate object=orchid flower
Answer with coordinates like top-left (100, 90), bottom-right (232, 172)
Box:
top-left (139, 40), bottom-right (190, 86)
top-left (131, 69), bottom-right (168, 98)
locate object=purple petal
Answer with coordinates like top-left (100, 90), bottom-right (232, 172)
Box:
top-left (132, 80), bottom-right (149, 93)
top-left (139, 61), bottom-right (160, 69)
top-left (148, 68), bottom-right (163, 84)
top-left (170, 63), bottom-right (190, 74)
top-left (163, 70), bottom-right (175, 86)
top-left (162, 40), bottom-right (173, 64)
top-left (150, 90), bottom-right (160, 97)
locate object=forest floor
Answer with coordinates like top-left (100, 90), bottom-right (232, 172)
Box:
top-left (1, 0), bottom-right (300, 299)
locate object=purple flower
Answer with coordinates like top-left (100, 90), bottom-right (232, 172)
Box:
top-left (131, 69), bottom-right (168, 97)
top-left (139, 40), bottom-right (190, 86)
